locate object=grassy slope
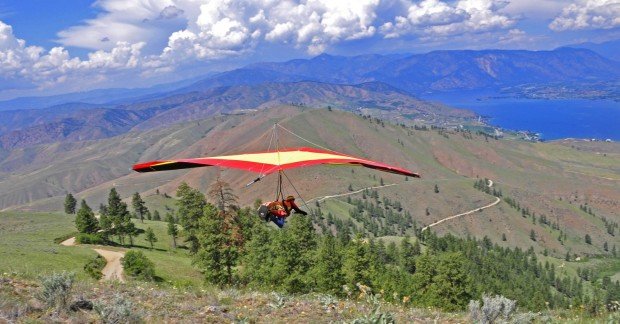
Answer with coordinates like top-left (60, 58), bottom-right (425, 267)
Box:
top-left (0, 212), bottom-right (96, 280)
top-left (0, 211), bottom-right (201, 286)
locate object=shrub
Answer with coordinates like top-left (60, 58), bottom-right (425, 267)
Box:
top-left (95, 294), bottom-right (141, 324)
top-left (121, 250), bottom-right (155, 281)
top-left (75, 233), bottom-right (106, 245)
top-left (84, 255), bottom-right (107, 280)
top-left (38, 272), bottom-right (75, 312)
top-left (469, 294), bottom-right (517, 324)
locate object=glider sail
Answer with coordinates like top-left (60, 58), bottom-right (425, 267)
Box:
top-left (132, 147), bottom-right (420, 178)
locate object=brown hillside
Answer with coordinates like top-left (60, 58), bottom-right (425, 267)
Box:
top-left (1, 107), bottom-right (618, 257)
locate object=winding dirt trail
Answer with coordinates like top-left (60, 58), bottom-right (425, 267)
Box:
top-left (421, 196), bottom-right (501, 231)
top-left (93, 248), bottom-right (125, 282)
top-left (422, 179), bottom-right (499, 231)
top-left (307, 183), bottom-right (399, 204)
top-left (59, 237), bottom-right (125, 282)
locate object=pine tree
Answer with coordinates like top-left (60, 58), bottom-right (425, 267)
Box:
top-left (176, 182), bottom-right (206, 254)
top-left (530, 229), bottom-right (536, 241)
top-left (271, 215), bottom-right (317, 293)
top-left (194, 203), bottom-right (239, 286)
top-left (124, 213), bottom-right (139, 247)
top-left (166, 212), bottom-right (178, 249)
top-left (152, 210), bottom-right (161, 221)
top-left (313, 235), bottom-right (345, 294)
top-left (343, 234), bottom-right (371, 288)
top-left (64, 193), bottom-right (77, 214)
top-left (98, 204), bottom-right (112, 238)
top-left (208, 178), bottom-right (238, 212)
top-left (584, 234), bottom-right (592, 244)
top-left (411, 252), bottom-right (473, 311)
top-left (502, 233), bottom-right (507, 241)
top-left (145, 227), bottom-right (158, 249)
top-left (604, 242), bottom-right (609, 252)
top-left (400, 236), bottom-right (418, 273)
top-left (132, 192), bottom-right (148, 223)
top-left (434, 184), bottom-right (439, 193)
top-left (75, 200), bottom-right (99, 234)
top-left (107, 188), bottom-right (131, 245)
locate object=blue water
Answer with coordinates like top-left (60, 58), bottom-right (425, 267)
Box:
top-left (422, 92), bottom-right (620, 140)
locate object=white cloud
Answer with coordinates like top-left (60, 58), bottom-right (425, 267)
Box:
top-left (380, 0), bottom-right (515, 38)
top-left (0, 20), bottom-right (146, 90)
top-left (57, 0), bottom-right (184, 53)
top-left (0, 0), bottom-right (570, 95)
top-left (158, 0), bottom-right (381, 58)
top-left (549, 0), bottom-right (620, 31)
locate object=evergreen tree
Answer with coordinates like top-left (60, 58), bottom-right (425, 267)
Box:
top-left (412, 252), bottom-right (473, 311)
top-left (75, 200), bottom-right (98, 234)
top-left (176, 182), bottom-right (207, 254)
top-left (132, 192), bottom-right (148, 223)
top-left (240, 224), bottom-right (276, 286)
top-left (124, 214), bottom-right (139, 247)
top-left (145, 227), bottom-right (158, 249)
top-left (107, 188), bottom-right (131, 245)
top-left (194, 203), bottom-right (239, 286)
top-left (208, 178), bottom-right (239, 212)
top-left (271, 215), bottom-right (317, 293)
top-left (98, 204), bottom-right (112, 238)
top-left (400, 236), bottom-right (419, 273)
top-left (166, 212), bottom-right (178, 249)
top-left (152, 210), bottom-right (161, 221)
top-left (64, 193), bottom-right (77, 214)
top-left (343, 235), bottom-right (371, 288)
top-left (434, 184), bottom-right (439, 193)
top-left (530, 229), bottom-right (537, 241)
top-left (312, 235), bottom-right (345, 295)
top-left (585, 234), bottom-right (592, 245)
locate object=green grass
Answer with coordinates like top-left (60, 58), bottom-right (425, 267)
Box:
top-left (0, 211), bottom-right (202, 286)
top-left (108, 219), bottom-right (203, 287)
top-left (0, 212), bottom-right (98, 280)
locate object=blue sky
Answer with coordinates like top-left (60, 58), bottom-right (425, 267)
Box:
top-left (0, 0), bottom-right (618, 99)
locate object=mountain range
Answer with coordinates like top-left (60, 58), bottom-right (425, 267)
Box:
top-left (0, 46), bottom-right (618, 150)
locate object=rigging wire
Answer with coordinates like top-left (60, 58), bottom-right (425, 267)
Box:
top-left (281, 170), bottom-right (310, 211)
top-left (276, 124), bottom-right (337, 153)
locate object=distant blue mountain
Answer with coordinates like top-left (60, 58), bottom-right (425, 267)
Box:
top-left (174, 48), bottom-right (619, 95)
top-left (0, 75), bottom-right (206, 111)
top-left (561, 39), bottom-right (620, 62)
top-left (2, 47), bottom-right (617, 112)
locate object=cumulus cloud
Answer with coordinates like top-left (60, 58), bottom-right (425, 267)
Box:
top-left (380, 0), bottom-right (515, 38)
top-left (158, 0), bottom-right (380, 58)
top-left (1, 0), bottom-right (524, 93)
top-left (549, 0), bottom-right (620, 31)
top-left (57, 0), bottom-right (184, 52)
top-left (0, 20), bottom-right (145, 90)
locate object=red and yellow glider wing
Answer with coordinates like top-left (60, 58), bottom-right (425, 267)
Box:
top-left (132, 147), bottom-right (420, 178)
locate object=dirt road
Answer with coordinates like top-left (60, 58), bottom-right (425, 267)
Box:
top-left (421, 196), bottom-right (501, 231)
top-left (93, 248), bottom-right (125, 282)
top-left (422, 178), bottom-right (499, 231)
top-left (59, 236), bottom-right (125, 282)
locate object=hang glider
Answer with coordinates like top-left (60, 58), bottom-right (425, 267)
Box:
top-left (132, 147), bottom-right (420, 178)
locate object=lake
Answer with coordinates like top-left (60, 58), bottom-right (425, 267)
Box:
top-left (422, 92), bottom-right (620, 141)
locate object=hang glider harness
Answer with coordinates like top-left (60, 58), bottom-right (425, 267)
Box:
top-left (132, 123), bottom-right (420, 210)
